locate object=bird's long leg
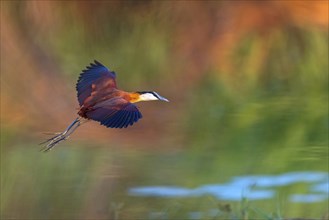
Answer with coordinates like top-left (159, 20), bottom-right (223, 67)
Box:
top-left (41, 118), bottom-right (81, 152)
top-left (40, 117), bottom-right (87, 152)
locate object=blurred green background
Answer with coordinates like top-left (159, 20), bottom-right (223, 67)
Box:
top-left (1, 1), bottom-right (328, 219)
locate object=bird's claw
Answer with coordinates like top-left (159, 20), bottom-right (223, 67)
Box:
top-left (40, 132), bottom-right (70, 152)
top-left (40, 117), bottom-right (83, 152)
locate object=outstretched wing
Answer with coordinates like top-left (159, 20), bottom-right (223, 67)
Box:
top-left (76, 60), bottom-right (117, 106)
top-left (86, 98), bottom-right (143, 129)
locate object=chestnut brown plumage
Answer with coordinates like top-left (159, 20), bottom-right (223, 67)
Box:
top-left (41, 60), bottom-right (168, 152)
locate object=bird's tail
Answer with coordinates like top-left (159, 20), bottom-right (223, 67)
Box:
top-left (40, 117), bottom-right (85, 152)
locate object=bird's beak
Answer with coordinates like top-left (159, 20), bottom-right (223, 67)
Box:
top-left (158, 95), bottom-right (169, 102)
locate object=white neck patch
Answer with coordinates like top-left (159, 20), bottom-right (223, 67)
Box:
top-left (139, 93), bottom-right (159, 101)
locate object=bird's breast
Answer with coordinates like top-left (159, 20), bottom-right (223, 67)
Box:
top-left (126, 93), bottom-right (140, 103)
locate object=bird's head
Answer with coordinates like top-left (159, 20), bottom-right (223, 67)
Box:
top-left (135, 91), bottom-right (169, 102)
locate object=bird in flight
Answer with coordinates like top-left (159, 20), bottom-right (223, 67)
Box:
top-left (41, 60), bottom-right (169, 152)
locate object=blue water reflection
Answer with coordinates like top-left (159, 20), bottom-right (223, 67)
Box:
top-left (128, 171), bottom-right (328, 203)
